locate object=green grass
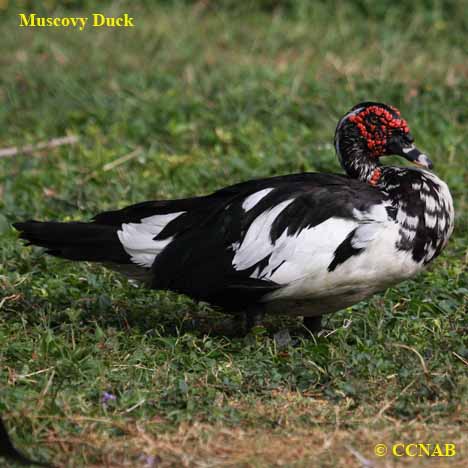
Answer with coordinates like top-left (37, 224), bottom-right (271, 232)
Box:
top-left (0, 1), bottom-right (467, 466)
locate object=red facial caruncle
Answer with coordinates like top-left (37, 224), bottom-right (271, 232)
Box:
top-left (369, 167), bottom-right (382, 186)
top-left (349, 105), bottom-right (409, 157)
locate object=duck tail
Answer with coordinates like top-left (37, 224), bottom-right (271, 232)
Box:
top-left (13, 220), bottom-right (129, 263)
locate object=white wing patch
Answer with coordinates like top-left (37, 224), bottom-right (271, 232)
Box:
top-left (232, 199), bottom-right (294, 270)
top-left (232, 200), bottom-right (423, 304)
top-left (232, 203), bottom-right (392, 285)
top-left (259, 217), bottom-right (359, 284)
top-left (242, 188), bottom-right (274, 212)
top-left (117, 211), bottom-right (185, 267)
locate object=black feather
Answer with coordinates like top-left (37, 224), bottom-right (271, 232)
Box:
top-left (13, 220), bottom-right (129, 263)
top-left (328, 228), bottom-right (364, 272)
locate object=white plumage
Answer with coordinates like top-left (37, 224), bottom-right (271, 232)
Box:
top-left (241, 188), bottom-right (274, 211)
top-left (117, 211), bottom-right (185, 267)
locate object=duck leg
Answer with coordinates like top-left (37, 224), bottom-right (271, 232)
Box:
top-left (215, 307), bottom-right (265, 337)
top-left (303, 316), bottom-right (322, 334)
top-left (244, 307), bottom-right (266, 331)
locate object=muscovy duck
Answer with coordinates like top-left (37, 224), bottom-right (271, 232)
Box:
top-left (14, 102), bottom-right (454, 333)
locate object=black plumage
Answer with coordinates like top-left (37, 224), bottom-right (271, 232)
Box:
top-left (327, 228), bottom-right (364, 272)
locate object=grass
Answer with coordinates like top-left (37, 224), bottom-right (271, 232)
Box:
top-left (0, 1), bottom-right (467, 466)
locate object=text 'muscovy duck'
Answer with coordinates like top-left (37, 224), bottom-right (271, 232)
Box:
top-left (14, 102), bottom-right (454, 333)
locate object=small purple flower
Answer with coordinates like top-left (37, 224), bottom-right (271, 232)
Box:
top-left (139, 454), bottom-right (161, 467)
top-left (101, 391), bottom-right (117, 406)
top-left (142, 455), bottom-right (155, 467)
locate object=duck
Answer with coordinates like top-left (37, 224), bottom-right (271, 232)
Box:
top-left (14, 102), bottom-right (455, 333)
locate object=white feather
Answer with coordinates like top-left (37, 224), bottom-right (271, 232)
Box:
top-left (399, 226), bottom-right (416, 242)
top-left (242, 188), bottom-right (274, 211)
top-left (232, 197), bottom-right (426, 306)
top-left (140, 212), bottom-right (186, 228)
top-left (424, 195), bottom-right (437, 212)
top-left (352, 223), bottom-right (381, 249)
top-left (265, 218), bottom-right (359, 283)
top-left (232, 199), bottom-right (294, 270)
top-left (117, 211), bottom-right (185, 267)
top-left (396, 210), bottom-right (418, 228)
top-left (425, 213), bottom-right (437, 229)
top-left (353, 203), bottom-right (388, 223)
top-left (233, 202), bottom-right (396, 286)
top-left (265, 221), bottom-right (420, 303)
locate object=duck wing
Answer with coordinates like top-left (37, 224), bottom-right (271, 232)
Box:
top-left (132, 173), bottom-right (391, 308)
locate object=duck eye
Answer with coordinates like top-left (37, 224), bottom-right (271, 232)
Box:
top-left (404, 133), bottom-right (414, 143)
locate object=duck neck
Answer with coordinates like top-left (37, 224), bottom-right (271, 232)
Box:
top-left (335, 134), bottom-right (382, 185)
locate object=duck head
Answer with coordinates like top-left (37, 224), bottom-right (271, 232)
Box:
top-left (335, 102), bottom-right (433, 183)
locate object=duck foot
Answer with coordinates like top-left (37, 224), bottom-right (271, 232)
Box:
top-left (303, 316), bottom-right (323, 334)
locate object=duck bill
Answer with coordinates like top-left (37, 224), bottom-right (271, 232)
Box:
top-left (393, 143), bottom-right (434, 169)
top-left (401, 145), bottom-right (433, 169)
